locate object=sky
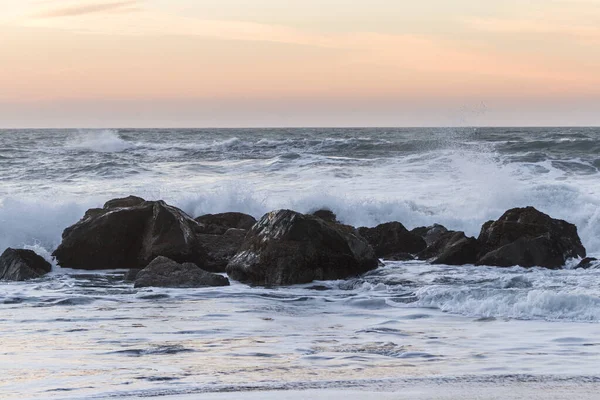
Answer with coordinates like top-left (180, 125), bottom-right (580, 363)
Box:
top-left (1, 0), bottom-right (600, 128)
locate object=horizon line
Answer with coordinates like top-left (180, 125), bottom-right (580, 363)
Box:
top-left (2, 125), bottom-right (600, 130)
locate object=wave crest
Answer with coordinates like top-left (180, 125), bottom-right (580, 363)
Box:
top-left (67, 130), bottom-right (133, 153)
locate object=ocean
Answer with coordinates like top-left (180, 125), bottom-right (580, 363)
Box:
top-left (1, 127), bottom-right (600, 399)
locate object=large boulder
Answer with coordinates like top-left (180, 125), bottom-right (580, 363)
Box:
top-left (226, 210), bottom-right (378, 285)
top-left (476, 207), bottom-right (586, 268)
top-left (358, 222), bottom-right (426, 259)
top-left (53, 197), bottom-right (208, 270)
top-left (419, 231), bottom-right (480, 265)
top-left (198, 228), bottom-right (247, 272)
top-left (195, 212), bottom-right (256, 235)
top-left (0, 248), bottom-right (52, 281)
top-left (134, 256), bottom-right (229, 288)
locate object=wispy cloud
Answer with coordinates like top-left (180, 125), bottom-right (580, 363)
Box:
top-left (34, 0), bottom-right (139, 18)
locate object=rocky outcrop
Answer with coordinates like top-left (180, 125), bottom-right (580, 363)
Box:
top-left (195, 212), bottom-right (256, 235)
top-left (0, 248), bottom-right (52, 281)
top-left (134, 256), bottom-right (229, 288)
top-left (198, 228), bottom-right (247, 272)
top-left (358, 222), bottom-right (426, 259)
top-left (418, 231), bottom-right (480, 265)
top-left (226, 210), bottom-right (378, 285)
top-left (53, 197), bottom-right (208, 270)
top-left (476, 207), bottom-right (586, 268)
top-left (411, 224), bottom-right (449, 247)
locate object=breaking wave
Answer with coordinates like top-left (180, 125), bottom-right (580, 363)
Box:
top-left (66, 129), bottom-right (134, 153)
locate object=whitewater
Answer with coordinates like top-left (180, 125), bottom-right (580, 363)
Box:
top-left (1, 127), bottom-right (600, 399)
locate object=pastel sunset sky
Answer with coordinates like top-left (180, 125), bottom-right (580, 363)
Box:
top-left (1, 0), bottom-right (599, 127)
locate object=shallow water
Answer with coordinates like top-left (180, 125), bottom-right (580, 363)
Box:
top-left (1, 262), bottom-right (600, 399)
top-left (1, 128), bottom-right (600, 398)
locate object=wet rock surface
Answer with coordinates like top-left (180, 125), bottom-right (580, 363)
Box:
top-left (358, 222), bottom-right (426, 259)
top-left (311, 209), bottom-right (338, 223)
top-left (0, 248), bottom-right (52, 281)
top-left (194, 212), bottom-right (256, 235)
top-left (198, 228), bottom-right (247, 272)
top-left (419, 231), bottom-right (477, 262)
top-left (476, 207), bottom-right (586, 268)
top-left (226, 210), bottom-right (378, 285)
top-left (53, 197), bottom-right (207, 270)
top-left (575, 257), bottom-right (598, 269)
top-left (411, 224), bottom-right (449, 247)
top-left (134, 256), bottom-right (230, 288)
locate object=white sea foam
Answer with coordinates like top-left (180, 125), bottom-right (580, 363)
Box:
top-left (1, 172), bottom-right (599, 258)
top-left (414, 286), bottom-right (600, 322)
top-left (67, 129), bottom-right (134, 152)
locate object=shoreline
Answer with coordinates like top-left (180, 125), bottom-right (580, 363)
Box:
top-left (85, 377), bottom-right (600, 400)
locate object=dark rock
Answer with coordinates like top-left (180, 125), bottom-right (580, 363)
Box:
top-left (476, 207), bottom-right (586, 268)
top-left (134, 256), bottom-right (229, 288)
top-left (195, 212), bottom-right (256, 235)
top-left (226, 210), bottom-right (378, 285)
top-left (103, 195), bottom-right (145, 209)
top-left (358, 222), bottom-right (426, 259)
top-left (53, 198), bottom-right (208, 270)
top-left (198, 228), bottom-right (247, 272)
top-left (575, 257), bottom-right (598, 269)
top-left (0, 248), bottom-right (52, 281)
top-left (411, 224), bottom-right (449, 247)
top-left (432, 236), bottom-right (480, 265)
top-left (311, 209), bottom-right (338, 223)
top-left (124, 269), bottom-right (142, 282)
top-left (418, 230), bottom-right (478, 263)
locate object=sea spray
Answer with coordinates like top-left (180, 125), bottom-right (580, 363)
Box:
top-left (66, 129), bottom-right (134, 153)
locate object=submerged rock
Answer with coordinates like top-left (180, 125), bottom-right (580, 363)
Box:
top-left (195, 212), bottom-right (256, 235)
top-left (0, 248), bottom-right (52, 281)
top-left (198, 228), bottom-right (247, 272)
top-left (574, 257), bottom-right (598, 269)
top-left (134, 256), bottom-right (229, 288)
top-left (358, 222), bottom-right (426, 259)
top-left (476, 207), bottom-right (586, 268)
top-left (419, 231), bottom-right (480, 265)
top-left (226, 209), bottom-right (378, 285)
top-left (53, 196), bottom-right (208, 270)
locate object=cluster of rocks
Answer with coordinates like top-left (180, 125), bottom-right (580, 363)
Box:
top-left (1, 196), bottom-right (592, 286)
